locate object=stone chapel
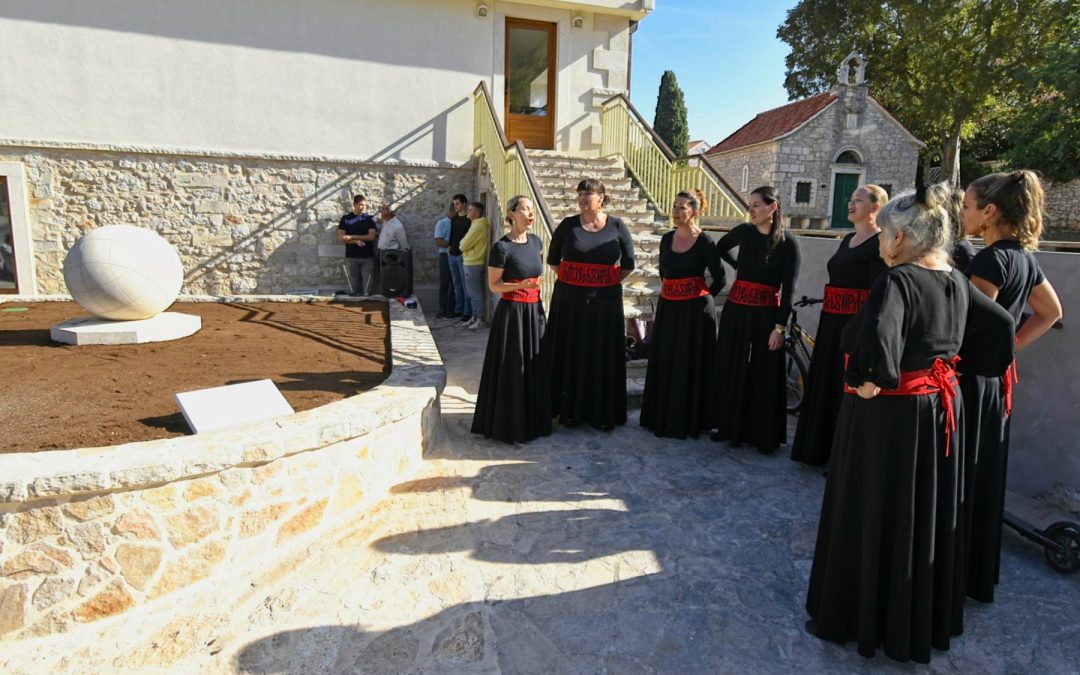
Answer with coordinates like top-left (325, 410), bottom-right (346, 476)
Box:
top-left (705, 53), bottom-right (924, 229)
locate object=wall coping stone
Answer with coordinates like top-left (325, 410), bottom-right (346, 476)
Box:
top-left (0, 296), bottom-right (445, 505)
top-left (0, 138), bottom-right (470, 170)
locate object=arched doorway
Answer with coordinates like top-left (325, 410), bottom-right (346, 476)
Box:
top-left (829, 150), bottom-right (864, 228)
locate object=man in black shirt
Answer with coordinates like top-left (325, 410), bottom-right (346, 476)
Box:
top-left (338, 194), bottom-right (377, 295)
top-left (447, 193), bottom-right (472, 318)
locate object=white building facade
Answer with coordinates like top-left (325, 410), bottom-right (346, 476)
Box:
top-left (0, 0), bottom-right (651, 295)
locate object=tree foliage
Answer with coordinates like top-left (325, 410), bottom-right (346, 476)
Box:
top-left (1005, 13), bottom-right (1080, 181)
top-left (653, 70), bottom-right (689, 158)
top-left (777, 0), bottom-right (1070, 185)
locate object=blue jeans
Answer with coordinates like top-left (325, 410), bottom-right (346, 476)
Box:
top-left (437, 252), bottom-right (453, 315)
top-left (448, 254), bottom-right (470, 316)
top-left (465, 264), bottom-right (486, 320)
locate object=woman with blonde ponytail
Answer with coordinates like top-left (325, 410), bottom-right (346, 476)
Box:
top-left (640, 190), bottom-right (726, 438)
top-left (959, 170), bottom-right (1063, 603)
top-left (791, 184), bottom-right (888, 467)
top-left (806, 183), bottom-right (1015, 664)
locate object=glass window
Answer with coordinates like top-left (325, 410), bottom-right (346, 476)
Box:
top-left (508, 27), bottom-right (549, 116)
top-left (795, 181), bottom-right (812, 204)
top-left (0, 178), bottom-right (15, 290)
top-left (879, 183), bottom-right (893, 199)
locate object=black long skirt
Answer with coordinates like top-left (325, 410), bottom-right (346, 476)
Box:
top-left (958, 372), bottom-right (1010, 603)
top-left (471, 299), bottom-right (552, 443)
top-left (790, 312), bottom-right (850, 465)
top-left (710, 302), bottom-right (786, 450)
top-left (640, 296), bottom-right (715, 439)
top-left (806, 392), bottom-right (966, 664)
top-left (543, 284), bottom-right (626, 429)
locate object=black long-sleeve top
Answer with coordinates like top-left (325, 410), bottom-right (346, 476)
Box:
top-left (843, 265), bottom-right (1014, 388)
top-left (659, 231), bottom-right (726, 295)
top-left (715, 224), bottom-right (801, 324)
top-left (547, 214), bottom-right (635, 298)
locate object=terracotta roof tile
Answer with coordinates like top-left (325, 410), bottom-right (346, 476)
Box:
top-left (707, 93), bottom-right (837, 155)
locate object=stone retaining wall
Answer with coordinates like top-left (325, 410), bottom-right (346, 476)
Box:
top-left (0, 298), bottom-right (444, 640)
top-left (0, 143), bottom-right (473, 295)
top-left (1045, 178), bottom-right (1080, 232)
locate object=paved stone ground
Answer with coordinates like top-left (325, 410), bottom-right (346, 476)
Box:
top-left (7, 315), bottom-right (1079, 673)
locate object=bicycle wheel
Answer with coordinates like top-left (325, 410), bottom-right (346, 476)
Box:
top-left (784, 345), bottom-right (810, 414)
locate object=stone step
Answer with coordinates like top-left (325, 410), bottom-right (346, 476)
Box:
top-left (632, 232), bottom-right (663, 252)
top-left (526, 151), bottom-right (623, 169)
top-left (548, 208), bottom-right (656, 223)
top-left (542, 189), bottom-right (644, 206)
top-left (536, 176), bottom-right (634, 192)
top-left (531, 165), bottom-right (626, 180)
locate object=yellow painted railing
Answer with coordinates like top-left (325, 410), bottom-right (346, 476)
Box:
top-left (601, 94), bottom-right (746, 223)
top-left (473, 82), bottom-right (556, 307)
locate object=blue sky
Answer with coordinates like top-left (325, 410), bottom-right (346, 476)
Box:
top-left (629, 0), bottom-right (798, 147)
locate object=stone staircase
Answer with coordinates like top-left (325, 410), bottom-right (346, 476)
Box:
top-left (527, 150), bottom-right (666, 320)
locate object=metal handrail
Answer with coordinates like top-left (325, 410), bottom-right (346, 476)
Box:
top-left (472, 81), bottom-right (557, 307)
top-left (600, 93), bottom-right (746, 224)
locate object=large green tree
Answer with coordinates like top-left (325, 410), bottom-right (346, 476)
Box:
top-left (653, 70), bottom-right (689, 158)
top-left (777, 0), bottom-right (1070, 185)
top-left (1005, 12), bottom-right (1080, 181)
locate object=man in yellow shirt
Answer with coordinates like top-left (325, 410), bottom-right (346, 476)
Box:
top-left (459, 202), bottom-right (491, 330)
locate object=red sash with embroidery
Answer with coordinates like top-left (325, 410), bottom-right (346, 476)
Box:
top-left (661, 276), bottom-right (710, 301)
top-left (844, 355), bottom-right (961, 456)
top-left (728, 279), bottom-right (780, 307)
top-left (501, 279), bottom-right (540, 303)
top-left (557, 260), bottom-right (621, 287)
top-left (1002, 360), bottom-right (1018, 417)
top-left (823, 285), bottom-right (871, 315)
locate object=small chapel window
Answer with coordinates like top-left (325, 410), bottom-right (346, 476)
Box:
top-left (741, 165), bottom-right (749, 192)
top-left (795, 182), bottom-right (812, 204)
top-left (836, 150), bottom-right (862, 164)
top-left (879, 184), bottom-right (893, 198)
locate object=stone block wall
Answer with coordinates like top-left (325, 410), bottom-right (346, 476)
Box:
top-left (0, 300), bottom-right (445, 640)
top-left (707, 143), bottom-right (777, 209)
top-left (0, 144), bottom-right (473, 295)
top-left (1045, 178), bottom-right (1080, 232)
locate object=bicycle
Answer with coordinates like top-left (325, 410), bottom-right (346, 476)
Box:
top-left (784, 296), bottom-right (820, 414)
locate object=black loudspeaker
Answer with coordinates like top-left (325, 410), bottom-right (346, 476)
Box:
top-left (380, 249), bottom-right (413, 297)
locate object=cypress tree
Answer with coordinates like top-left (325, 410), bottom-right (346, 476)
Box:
top-left (653, 70), bottom-right (689, 157)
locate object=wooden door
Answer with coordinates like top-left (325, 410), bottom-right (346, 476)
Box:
top-left (505, 19), bottom-right (556, 150)
top-left (0, 177), bottom-right (17, 293)
top-left (830, 173), bottom-right (861, 228)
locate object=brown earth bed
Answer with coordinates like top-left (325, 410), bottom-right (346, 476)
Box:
top-left (0, 301), bottom-right (389, 453)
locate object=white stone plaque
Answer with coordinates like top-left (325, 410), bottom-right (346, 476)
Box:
top-left (175, 379), bottom-right (294, 434)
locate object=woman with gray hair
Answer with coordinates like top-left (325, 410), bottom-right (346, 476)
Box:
top-left (805, 183), bottom-right (1015, 663)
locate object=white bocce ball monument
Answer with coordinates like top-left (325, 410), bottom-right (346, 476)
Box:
top-left (51, 225), bottom-right (201, 345)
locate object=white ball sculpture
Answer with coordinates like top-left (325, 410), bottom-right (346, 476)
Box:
top-left (63, 225), bottom-right (184, 321)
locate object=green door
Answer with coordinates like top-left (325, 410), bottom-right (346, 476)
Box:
top-left (830, 173), bottom-right (861, 228)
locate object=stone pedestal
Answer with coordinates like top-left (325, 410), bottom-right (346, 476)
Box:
top-left (50, 312), bottom-right (202, 345)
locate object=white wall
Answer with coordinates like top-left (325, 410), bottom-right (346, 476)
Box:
top-left (0, 0), bottom-right (492, 164)
top-left (0, 0), bottom-right (633, 161)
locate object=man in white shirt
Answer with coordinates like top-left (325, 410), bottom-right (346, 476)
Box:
top-left (377, 205), bottom-right (409, 250)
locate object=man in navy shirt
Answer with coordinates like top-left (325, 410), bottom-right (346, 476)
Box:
top-left (338, 194), bottom-right (377, 295)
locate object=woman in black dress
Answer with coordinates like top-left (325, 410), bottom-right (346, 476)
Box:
top-left (471, 195), bottom-right (552, 443)
top-left (959, 170), bottom-right (1063, 602)
top-left (641, 190), bottom-right (726, 439)
top-left (948, 183), bottom-right (977, 271)
top-left (805, 184), bottom-right (1015, 664)
top-left (790, 185), bottom-right (888, 466)
top-left (543, 179), bottom-right (635, 430)
top-left (710, 185), bottom-right (800, 453)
